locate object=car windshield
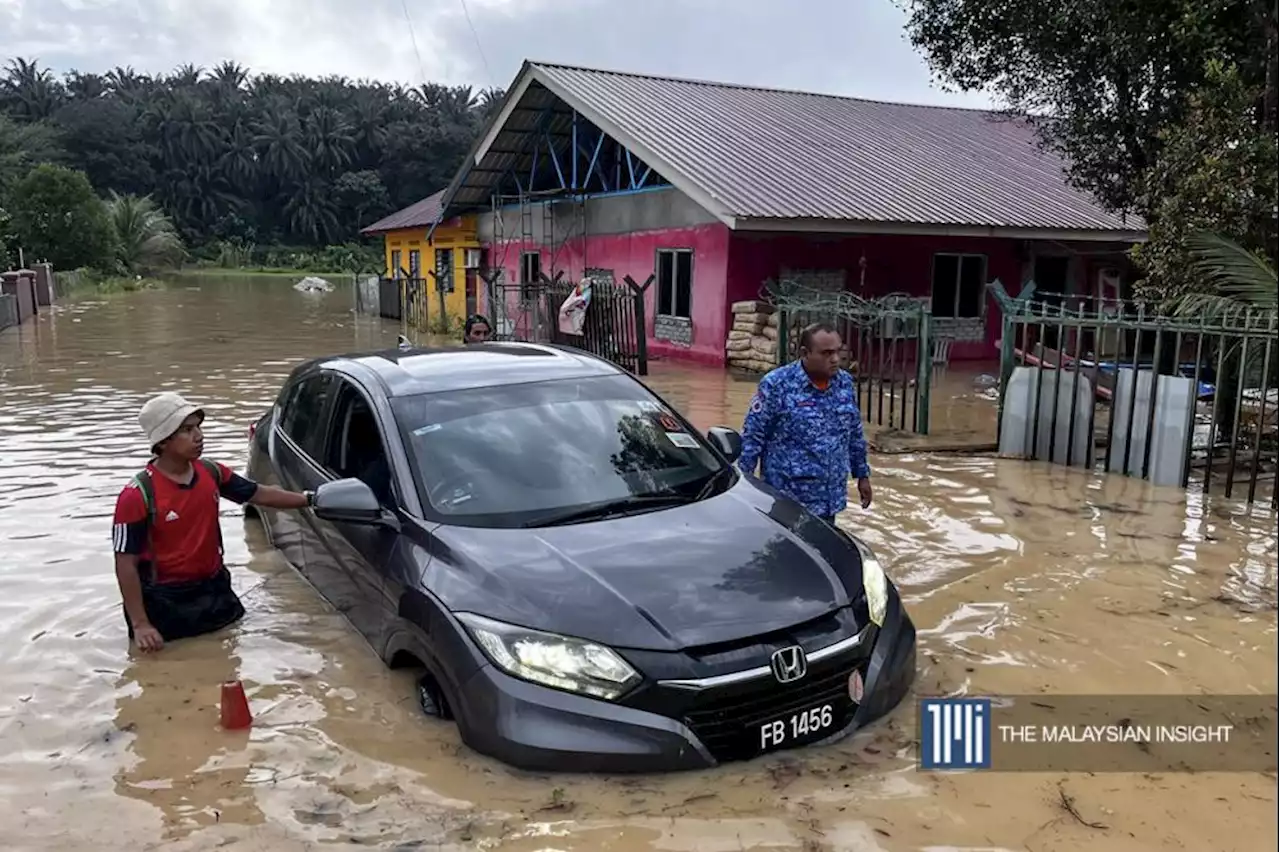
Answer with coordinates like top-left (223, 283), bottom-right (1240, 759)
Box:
top-left (392, 374), bottom-right (726, 528)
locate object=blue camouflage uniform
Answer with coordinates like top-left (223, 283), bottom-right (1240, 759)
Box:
top-left (738, 361), bottom-right (870, 521)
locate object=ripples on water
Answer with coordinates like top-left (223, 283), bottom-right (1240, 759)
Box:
top-left (0, 277), bottom-right (1274, 852)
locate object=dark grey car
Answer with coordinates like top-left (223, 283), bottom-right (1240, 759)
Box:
top-left (244, 342), bottom-right (917, 773)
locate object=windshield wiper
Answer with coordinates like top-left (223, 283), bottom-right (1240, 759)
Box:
top-left (694, 465), bottom-right (732, 502)
top-left (522, 494), bottom-right (691, 528)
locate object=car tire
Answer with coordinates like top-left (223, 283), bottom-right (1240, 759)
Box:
top-left (416, 674), bottom-right (454, 721)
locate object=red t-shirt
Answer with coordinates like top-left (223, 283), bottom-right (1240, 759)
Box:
top-left (111, 461), bottom-right (258, 584)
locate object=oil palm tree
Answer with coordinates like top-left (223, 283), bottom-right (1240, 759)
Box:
top-left (104, 192), bottom-right (186, 273)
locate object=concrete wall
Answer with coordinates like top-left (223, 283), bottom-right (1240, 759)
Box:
top-left (727, 232), bottom-right (1030, 361)
top-left (381, 216), bottom-right (483, 323)
top-left (0, 294), bottom-right (16, 332)
top-left (479, 188), bottom-right (731, 365)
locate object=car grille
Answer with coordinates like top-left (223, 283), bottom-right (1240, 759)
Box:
top-left (683, 659), bottom-right (865, 763)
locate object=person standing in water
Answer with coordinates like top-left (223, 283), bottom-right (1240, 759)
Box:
top-left (111, 392), bottom-right (313, 652)
top-left (463, 314), bottom-right (493, 344)
top-left (737, 322), bottom-right (873, 526)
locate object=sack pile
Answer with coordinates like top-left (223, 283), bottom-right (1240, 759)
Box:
top-left (725, 300), bottom-right (781, 374)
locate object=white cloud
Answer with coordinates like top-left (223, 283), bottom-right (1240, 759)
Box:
top-left (0, 0), bottom-right (994, 109)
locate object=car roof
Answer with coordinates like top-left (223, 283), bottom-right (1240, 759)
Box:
top-left (292, 341), bottom-right (624, 397)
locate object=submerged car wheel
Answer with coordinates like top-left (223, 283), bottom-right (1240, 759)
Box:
top-left (416, 674), bottom-right (454, 721)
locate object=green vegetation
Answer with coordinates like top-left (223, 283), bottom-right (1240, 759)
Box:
top-left (10, 163), bottom-right (115, 270)
top-left (0, 56), bottom-right (502, 284)
top-left (904, 0), bottom-right (1278, 301)
top-left (0, 57), bottom-right (499, 248)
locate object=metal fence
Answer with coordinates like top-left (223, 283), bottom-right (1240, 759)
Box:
top-left (990, 280), bottom-right (1279, 508)
top-left (769, 282), bottom-right (936, 435)
top-left (481, 270), bottom-right (651, 375)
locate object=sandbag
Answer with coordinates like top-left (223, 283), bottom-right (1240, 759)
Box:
top-left (726, 329), bottom-right (752, 343)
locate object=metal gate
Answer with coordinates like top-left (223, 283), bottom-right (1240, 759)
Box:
top-left (481, 269), bottom-right (651, 375)
top-left (990, 279), bottom-right (1278, 508)
top-left (768, 280), bottom-right (936, 435)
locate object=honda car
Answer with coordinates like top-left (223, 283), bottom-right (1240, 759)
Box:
top-left (244, 342), bottom-right (916, 772)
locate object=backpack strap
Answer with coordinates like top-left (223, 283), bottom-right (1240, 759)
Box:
top-left (132, 469), bottom-right (157, 530)
top-left (198, 458), bottom-right (221, 484)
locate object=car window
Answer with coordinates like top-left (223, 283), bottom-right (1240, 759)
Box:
top-left (279, 373), bottom-right (334, 459)
top-left (392, 374), bottom-right (723, 528)
top-left (324, 381), bottom-right (396, 507)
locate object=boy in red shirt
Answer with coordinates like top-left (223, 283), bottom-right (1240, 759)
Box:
top-left (112, 392), bottom-right (313, 652)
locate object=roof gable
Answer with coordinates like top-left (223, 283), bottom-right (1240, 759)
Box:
top-left (437, 61), bottom-right (1146, 239)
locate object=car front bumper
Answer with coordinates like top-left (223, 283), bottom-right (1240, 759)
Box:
top-left (451, 585), bottom-right (917, 773)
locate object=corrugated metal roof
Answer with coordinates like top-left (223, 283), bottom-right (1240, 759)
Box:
top-left (361, 189), bottom-right (446, 235)
top-left (448, 62), bottom-right (1143, 235)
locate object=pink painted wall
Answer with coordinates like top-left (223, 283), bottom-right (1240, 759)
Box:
top-left (725, 232), bottom-right (1024, 361)
top-left (487, 223), bottom-right (732, 365)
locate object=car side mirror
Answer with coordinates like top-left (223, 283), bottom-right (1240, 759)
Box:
top-left (706, 426), bottom-right (743, 463)
top-left (313, 478), bottom-right (395, 528)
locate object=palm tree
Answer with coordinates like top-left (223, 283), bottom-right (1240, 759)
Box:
top-left (1167, 231), bottom-right (1278, 439)
top-left (104, 192), bottom-right (186, 273)
top-left (1169, 232), bottom-right (1278, 323)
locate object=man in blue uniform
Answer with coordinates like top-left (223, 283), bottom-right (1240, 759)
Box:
top-left (738, 322), bottom-right (873, 525)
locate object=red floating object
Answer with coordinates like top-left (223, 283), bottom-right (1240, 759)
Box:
top-left (220, 679), bottom-right (253, 730)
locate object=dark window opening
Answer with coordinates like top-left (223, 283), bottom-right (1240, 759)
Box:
top-left (279, 374), bottom-right (335, 459)
top-left (408, 249), bottom-right (421, 279)
top-left (520, 252), bottom-right (541, 300)
top-left (931, 254), bottom-right (987, 319)
top-left (325, 382), bottom-right (394, 507)
top-left (435, 248), bottom-right (454, 294)
top-left (656, 249), bottom-right (693, 319)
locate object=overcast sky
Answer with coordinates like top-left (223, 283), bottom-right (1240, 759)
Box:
top-left (0, 0), bottom-right (994, 109)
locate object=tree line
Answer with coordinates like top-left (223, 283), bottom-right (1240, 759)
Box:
top-left (905, 0), bottom-right (1277, 301)
top-left (0, 57), bottom-right (503, 273)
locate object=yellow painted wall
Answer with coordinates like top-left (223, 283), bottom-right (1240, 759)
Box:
top-left (382, 215), bottom-right (480, 327)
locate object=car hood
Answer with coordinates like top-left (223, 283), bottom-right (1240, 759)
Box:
top-left (425, 481), bottom-right (867, 651)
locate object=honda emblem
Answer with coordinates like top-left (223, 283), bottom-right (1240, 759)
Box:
top-left (770, 645), bottom-right (808, 684)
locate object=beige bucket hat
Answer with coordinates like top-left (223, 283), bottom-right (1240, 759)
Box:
top-left (139, 392), bottom-right (204, 448)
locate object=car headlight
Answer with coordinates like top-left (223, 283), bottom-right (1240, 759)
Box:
top-left (455, 613), bottom-right (641, 700)
top-left (852, 539), bottom-right (888, 627)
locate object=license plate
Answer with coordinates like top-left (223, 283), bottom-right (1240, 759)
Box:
top-left (759, 703), bottom-right (835, 751)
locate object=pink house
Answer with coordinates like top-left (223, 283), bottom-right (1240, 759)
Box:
top-left (426, 61), bottom-right (1147, 367)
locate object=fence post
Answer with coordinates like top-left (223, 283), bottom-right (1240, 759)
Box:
top-left (915, 306), bottom-right (933, 435)
top-left (776, 308), bottom-right (790, 366)
top-left (625, 274), bottom-right (654, 376)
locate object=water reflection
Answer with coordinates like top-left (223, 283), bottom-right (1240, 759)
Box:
top-left (0, 275), bottom-right (1274, 852)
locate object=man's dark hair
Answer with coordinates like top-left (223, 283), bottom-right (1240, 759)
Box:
top-left (464, 314), bottom-right (491, 336)
top-left (799, 321), bottom-right (840, 352)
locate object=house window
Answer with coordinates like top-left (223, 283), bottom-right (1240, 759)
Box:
top-left (931, 253), bottom-right (987, 319)
top-left (656, 249), bottom-right (693, 319)
top-left (408, 249), bottom-right (421, 279)
top-left (435, 248), bottom-right (455, 293)
top-left (390, 249), bottom-right (402, 279)
top-left (520, 252), bottom-right (541, 299)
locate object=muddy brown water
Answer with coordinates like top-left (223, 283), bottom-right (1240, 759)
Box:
top-left (0, 276), bottom-right (1274, 852)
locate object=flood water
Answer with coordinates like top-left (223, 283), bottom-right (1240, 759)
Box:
top-left (0, 276), bottom-right (1275, 852)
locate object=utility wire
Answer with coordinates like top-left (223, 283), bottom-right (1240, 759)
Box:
top-left (398, 0), bottom-right (427, 86)
top-left (457, 0), bottom-right (496, 90)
